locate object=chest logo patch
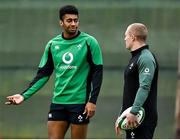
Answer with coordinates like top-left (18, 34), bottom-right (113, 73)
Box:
top-left (62, 52), bottom-right (73, 64)
top-left (55, 45), bottom-right (60, 50)
top-left (129, 63), bottom-right (134, 69)
top-left (77, 44), bottom-right (82, 50)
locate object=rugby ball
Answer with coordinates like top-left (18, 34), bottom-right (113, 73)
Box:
top-left (116, 106), bottom-right (145, 130)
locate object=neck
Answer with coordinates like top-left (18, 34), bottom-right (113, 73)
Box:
top-left (63, 30), bottom-right (78, 39)
top-left (130, 42), bottom-right (146, 52)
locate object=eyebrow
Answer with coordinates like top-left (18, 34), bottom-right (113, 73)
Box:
top-left (66, 17), bottom-right (78, 20)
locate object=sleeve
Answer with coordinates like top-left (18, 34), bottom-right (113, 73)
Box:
top-left (86, 37), bottom-right (103, 104)
top-left (130, 53), bottom-right (156, 115)
top-left (21, 41), bottom-right (54, 100)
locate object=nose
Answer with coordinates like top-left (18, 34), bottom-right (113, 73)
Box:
top-left (71, 21), bottom-right (76, 25)
top-left (72, 21), bottom-right (75, 25)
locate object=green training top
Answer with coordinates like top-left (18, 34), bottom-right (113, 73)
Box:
top-left (21, 31), bottom-right (103, 104)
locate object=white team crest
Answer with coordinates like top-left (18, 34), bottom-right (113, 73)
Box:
top-left (129, 63), bottom-right (134, 69)
top-left (55, 45), bottom-right (60, 50)
top-left (78, 115), bottom-right (83, 122)
top-left (131, 132), bottom-right (135, 139)
top-left (62, 52), bottom-right (73, 64)
top-left (48, 113), bottom-right (52, 118)
top-left (77, 44), bottom-right (82, 50)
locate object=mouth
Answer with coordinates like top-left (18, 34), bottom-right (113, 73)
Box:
top-left (70, 29), bottom-right (76, 31)
top-left (69, 29), bottom-right (77, 34)
top-left (70, 28), bottom-right (77, 31)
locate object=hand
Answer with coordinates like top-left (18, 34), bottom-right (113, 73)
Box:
top-left (125, 112), bottom-right (139, 129)
top-left (5, 94), bottom-right (24, 105)
top-left (115, 118), bottom-right (122, 136)
top-left (83, 102), bottom-right (96, 119)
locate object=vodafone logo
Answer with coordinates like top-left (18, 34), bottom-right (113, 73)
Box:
top-left (143, 68), bottom-right (151, 75)
top-left (144, 68), bottom-right (150, 73)
top-left (60, 52), bottom-right (77, 69)
top-left (62, 52), bottom-right (73, 64)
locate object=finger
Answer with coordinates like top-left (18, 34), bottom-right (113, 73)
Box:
top-left (115, 127), bottom-right (119, 135)
top-left (134, 122), bottom-right (138, 127)
top-left (127, 121), bottom-right (133, 129)
top-left (6, 96), bottom-right (14, 99)
top-left (127, 120), bottom-right (131, 127)
top-left (115, 127), bottom-right (121, 136)
top-left (83, 109), bottom-right (87, 114)
top-left (134, 121), bottom-right (139, 128)
top-left (87, 111), bottom-right (95, 118)
top-left (89, 111), bottom-right (95, 116)
top-left (130, 122), bottom-right (134, 129)
top-left (86, 111), bottom-right (93, 119)
top-left (5, 101), bottom-right (12, 105)
top-left (6, 96), bottom-right (11, 99)
top-left (86, 112), bottom-right (90, 119)
top-left (83, 109), bottom-right (89, 119)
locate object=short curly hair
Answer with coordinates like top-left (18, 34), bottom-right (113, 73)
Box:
top-left (59, 5), bottom-right (79, 20)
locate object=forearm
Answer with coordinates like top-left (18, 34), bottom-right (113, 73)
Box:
top-left (89, 65), bottom-right (103, 104)
top-left (130, 86), bottom-right (149, 115)
top-left (21, 76), bottom-right (49, 100)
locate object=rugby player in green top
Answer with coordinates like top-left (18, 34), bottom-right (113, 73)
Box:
top-left (6, 5), bottom-right (103, 139)
top-left (115, 23), bottom-right (158, 139)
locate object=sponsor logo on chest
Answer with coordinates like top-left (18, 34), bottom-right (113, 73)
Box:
top-left (56, 44), bottom-right (83, 70)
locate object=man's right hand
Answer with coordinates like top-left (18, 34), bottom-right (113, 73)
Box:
top-left (5, 94), bottom-right (24, 105)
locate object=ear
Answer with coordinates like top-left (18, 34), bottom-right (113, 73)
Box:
top-left (59, 20), bottom-right (63, 26)
top-left (131, 34), bottom-right (136, 41)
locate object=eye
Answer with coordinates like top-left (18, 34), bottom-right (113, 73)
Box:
top-left (74, 19), bottom-right (78, 23)
top-left (66, 19), bottom-right (72, 23)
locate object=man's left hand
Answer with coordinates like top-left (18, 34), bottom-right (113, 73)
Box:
top-left (83, 102), bottom-right (96, 119)
top-left (125, 112), bottom-right (139, 129)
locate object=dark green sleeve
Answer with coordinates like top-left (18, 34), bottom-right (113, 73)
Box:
top-left (130, 51), bottom-right (156, 115)
top-left (86, 37), bottom-right (103, 104)
top-left (21, 42), bottom-right (54, 100)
